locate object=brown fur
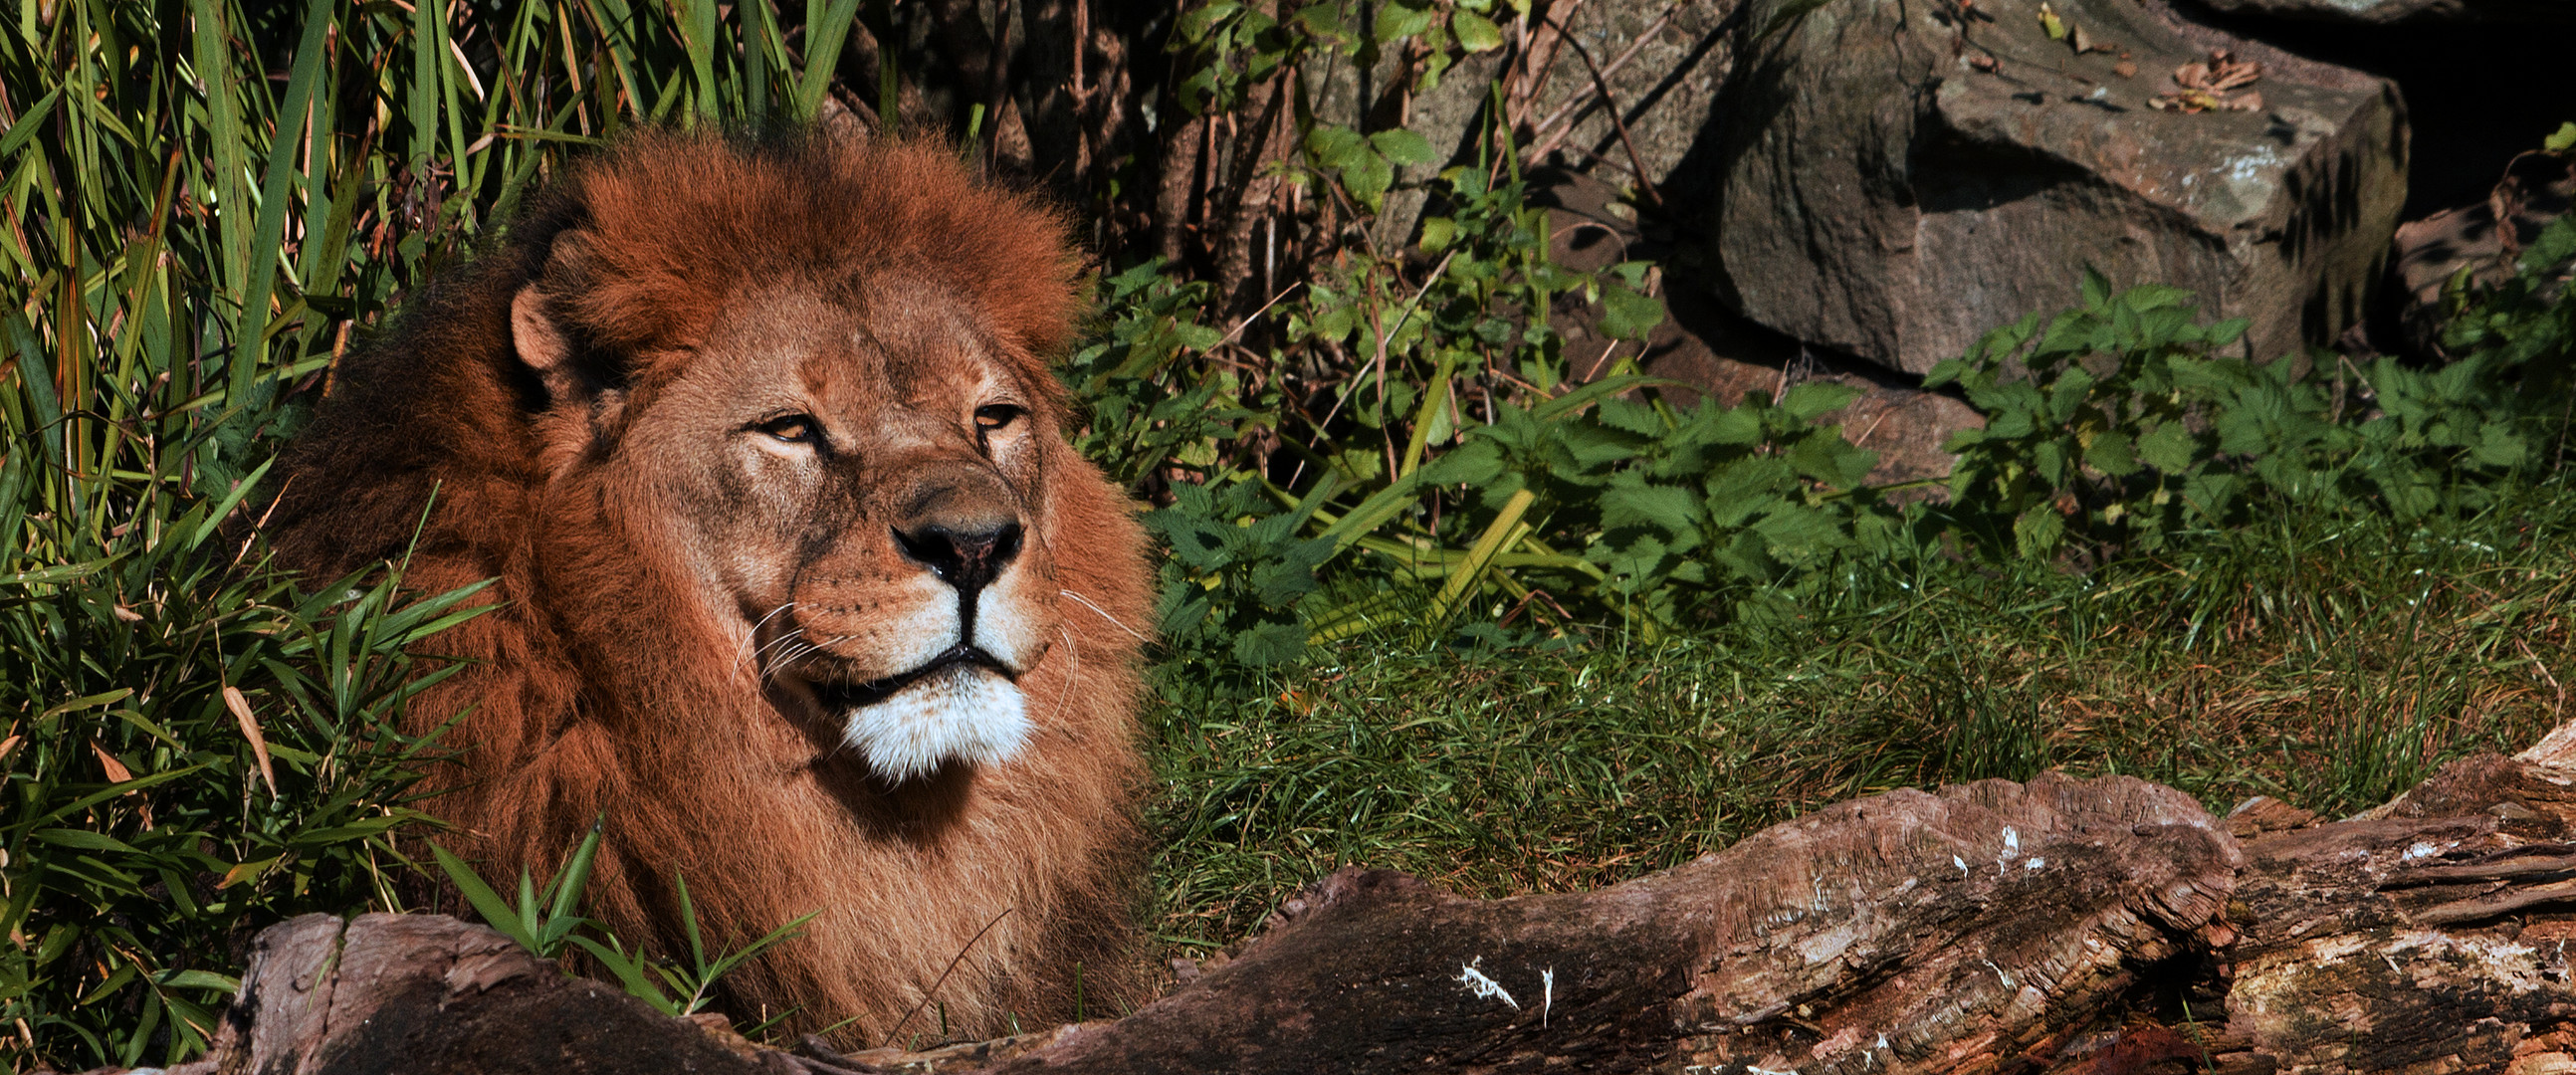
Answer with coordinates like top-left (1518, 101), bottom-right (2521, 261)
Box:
top-left (265, 130), bottom-right (1153, 1043)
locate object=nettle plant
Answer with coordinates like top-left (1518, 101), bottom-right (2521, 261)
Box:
top-left (1931, 238), bottom-right (2576, 563)
top-left (1076, 0), bottom-right (1683, 663)
top-left (1113, 156), bottom-right (1689, 662)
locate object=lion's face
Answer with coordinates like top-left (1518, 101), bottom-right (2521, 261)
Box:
top-left (522, 274), bottom-right (1066, 780)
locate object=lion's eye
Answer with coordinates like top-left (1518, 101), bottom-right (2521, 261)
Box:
top-left (757, 414), bottom-right (821, 445)
top-left (973, 404), bottom-right (1024, 432)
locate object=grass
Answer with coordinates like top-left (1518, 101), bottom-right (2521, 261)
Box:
top-left (1144, 485), bottom-right (2576, 946)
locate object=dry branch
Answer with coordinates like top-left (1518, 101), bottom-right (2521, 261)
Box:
top-left (156, 729), bottom-right (2576, 1075)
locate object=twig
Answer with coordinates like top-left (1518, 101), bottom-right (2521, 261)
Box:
top-left (1524, 2), bottom-right (1685, 159)
top-left (1070, 0), bottom-right (1091, 175)
top-left (1213, 282), bottom-right (1304, 351)
top-left (1583, 337), bottom-right (1623, 381)
top-left (881, 907), bottom-right (1014, 1048)
top-left (1537, 15), bottom-right (1665, 206)
top-left (984, 0), bottom-right (1015, 167)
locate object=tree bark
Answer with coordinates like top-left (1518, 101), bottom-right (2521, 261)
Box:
top-left (160, 730), bottom-right (2576, 1075)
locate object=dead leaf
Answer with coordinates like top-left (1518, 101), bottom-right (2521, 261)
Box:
top-left (2069, 24), bottom-right (2110, 54)
top-left (111, 604), bottom-right (141, 623)
top-left (224, 685), bottom-right (279, 797)
top-left (92, 742), bottom-right (152, 829)
top-left (2113, 60), bottom-right (2138, 78)
top-left (2155, 49), bottom-right (2261, 113)
top-left (220, 856), bottom-right (281, 890)
top-left (91, 742), bottom-right (132, 783)
top-left (1969, 53), bottom-right (2000, 72)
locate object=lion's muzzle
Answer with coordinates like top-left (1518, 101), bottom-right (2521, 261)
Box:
top-left (769, 462), bottom-right (1056, 780)
top-left (892, 520), bottom-right (1022, 595)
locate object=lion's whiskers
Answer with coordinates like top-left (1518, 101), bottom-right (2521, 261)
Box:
top-left (763, 639), bottom-right (827, 679)
top-left (1049, 623), bottom-right (1080, 725)
top-left (737, 602), bottom-right (802, 675)
top-left (751, 633), bottom-right (810, 679)
top-left (1058, 589), bottom-right (1146, 644)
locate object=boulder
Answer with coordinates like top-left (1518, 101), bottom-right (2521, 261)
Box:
top-left (1703, 0), bottom-right (2410, 374)
top-left (2194, 0), bottom-right (2575, 25)
top-left (1541, 168), bottom-right (1988, 490)
top-left (2390, 148), bottom-right (2575, 354)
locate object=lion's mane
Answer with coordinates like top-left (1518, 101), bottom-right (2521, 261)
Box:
top-left (264, 130), bottom-right (1153, 1042)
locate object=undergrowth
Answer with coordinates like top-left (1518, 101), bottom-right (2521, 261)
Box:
top-left (1150, 481), bottom-right (2576, 945)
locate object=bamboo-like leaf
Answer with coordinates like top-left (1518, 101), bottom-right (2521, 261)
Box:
top-left (680, 0), bottom-right (719, 122)
top-left (1425, 487), bottom-right (1537, 624)
top-left (220, 686), bottom-right (276, 796)
top-left (795, 0), bottom-right (866, 119)
top-left (233, 0), bottom-right (323, 406)
top-left (1399, 353), bottom-right (1458, 477)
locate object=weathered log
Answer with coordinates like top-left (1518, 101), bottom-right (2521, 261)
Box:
top-left (157, 735), bottom-right (2576, 1075)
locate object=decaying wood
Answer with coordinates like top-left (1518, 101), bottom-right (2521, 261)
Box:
top-left (154, 732), bottom-right (2576, 1075)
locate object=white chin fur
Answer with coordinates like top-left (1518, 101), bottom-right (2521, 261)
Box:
top-left (840, 669), bottom-right (1032, 780)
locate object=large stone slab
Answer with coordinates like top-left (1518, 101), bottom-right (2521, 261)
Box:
top-left (2195, 0), bottom-right (2575, 24)
top-left (1705, 0), bottom-right (2409, 374)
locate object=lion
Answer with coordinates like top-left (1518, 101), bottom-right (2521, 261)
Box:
top-left (263, 129), bottom-right (1154, 1043)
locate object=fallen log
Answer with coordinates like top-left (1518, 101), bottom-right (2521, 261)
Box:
top-left (150, 730), bottom-right (2576, 1075)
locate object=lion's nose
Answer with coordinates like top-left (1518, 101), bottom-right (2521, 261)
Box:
top-left (894, 521), bottom-right (1024, 595)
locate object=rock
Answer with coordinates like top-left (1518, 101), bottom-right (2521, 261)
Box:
top-left (1703, 0), bottom-right (2410, 374)
top-left (1541, 167), bottom-right (1986, 488)
top-left (2390, 148), bottom-right (2574, 355)
top-left (2194, 0), bottom-right (2575, 24)
top-left (1317, 0), bottom-right (1747, 252)
top-left (1511, 0), bottom-right (1745, 190)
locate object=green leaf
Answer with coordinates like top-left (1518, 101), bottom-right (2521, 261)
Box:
top-left (2471, 423), bottom-right (2527, 468)
top-left (1375, 2), bottom-right (1435, 41)
top-left (1599, 283), bottom-right (1665, 340)
top-left (2084, 430), bottom-right (2140, 477)
top-left (2545, 121), bottom-right (2576, 154)
top-left (34, 829), bottom-right (140, 855)
top-left (430, 842), bottom-right (537, 952)
top-left (1290, 3), bottom-right (1352, 39)
top-left (2013, 505), bottom-right (2066, 559)
top-left (1342, 149), bottom-right (1395, 207)
top-left (1601, 483), bottom-right (1702, 535)
top-left (568, 936), bottom-right (680, 1015)
top-left (1778, 382), bottom-right (1861, 422)
top-left (2079, 265), bottom-right (2111, 309)
top-left (1786, 432), bottom-right (1877, 489)
top-left (1180, 1), bottom-right (1242, 42)
top-left (1370, 129), bottom-right (1438, 166)
top-left (1418, 216), bottom-right (1456, 253)
top-left (2136, 422), bottom-right (2199, 475)
top-left (1451, 10), bottom-right (1504, 51)
top-left (1232, 619), bottom-right (1309, 665)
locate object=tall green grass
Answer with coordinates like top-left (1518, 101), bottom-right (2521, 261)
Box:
top-left (1, 0), bottom-right (868, 1066)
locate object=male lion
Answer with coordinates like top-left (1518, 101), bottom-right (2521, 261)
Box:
top-left (265, 130), bottom-right (1153, 1042)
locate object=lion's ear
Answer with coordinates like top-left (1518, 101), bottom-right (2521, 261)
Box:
top-left (512, 230), bottom-right (595, 407)
top-left (512, 288), bottom-right (573, 379)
